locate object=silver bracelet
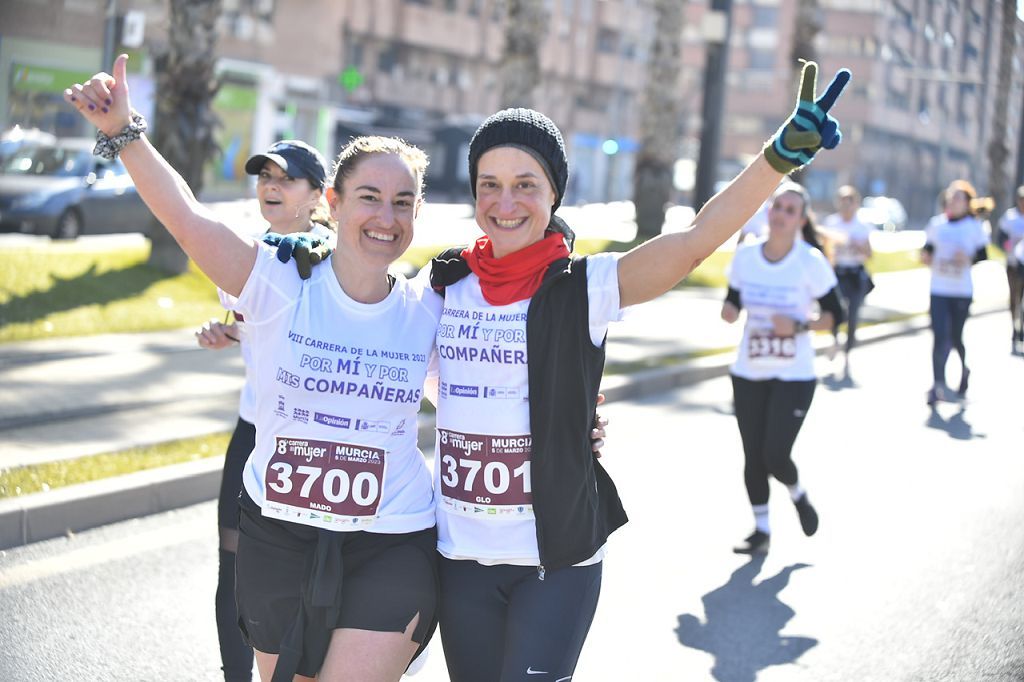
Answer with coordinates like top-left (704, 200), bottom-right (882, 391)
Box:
top-left (93, 111), bottom-right (147, 160)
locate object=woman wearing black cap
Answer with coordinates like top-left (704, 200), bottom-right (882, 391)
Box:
top-left (194, 138), bottom-right (333, 682)
top-left (427, 61), bottom-right (851, 680)
top-left (65, 56), bottom-right (443, 682)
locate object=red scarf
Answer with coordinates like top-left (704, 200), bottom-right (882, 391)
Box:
top-left (462, 231), bottom-right (570, 306)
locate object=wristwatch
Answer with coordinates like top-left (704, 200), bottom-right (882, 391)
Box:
top-left (793, 320), bottom-right (810, 333)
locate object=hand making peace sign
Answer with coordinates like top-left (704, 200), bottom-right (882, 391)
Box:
top-left (764, 60), bottom-right (852, 175)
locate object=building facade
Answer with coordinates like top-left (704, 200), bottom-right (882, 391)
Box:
top-left (1, 0), bottom-right (1022, 223)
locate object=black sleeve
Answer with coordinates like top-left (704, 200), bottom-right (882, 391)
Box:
top-left (973, 246), bottom-right (988, 264)
top-left (996, 227), bottom-right (1009, 249)
top-left (818, 287), bottom-right (845, 326)
top-left (725, 286), bottom-right (742, 309)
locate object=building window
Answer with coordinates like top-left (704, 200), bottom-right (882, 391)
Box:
top-left (347, 41), bottom-right (364, 69)
top-left (748, 49), bottom-right (774, 71)
top-left (597, 28), bottom-right (619, 54)
top-left (751, 5), bottom-right (777, 28)
top-left (378, 46), bottom-right (398, 74)
top-left (892, 3), bottom-right (912, 30)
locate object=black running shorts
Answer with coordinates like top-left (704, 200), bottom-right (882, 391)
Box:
top-left (235, 490), bottom-right (438, 676)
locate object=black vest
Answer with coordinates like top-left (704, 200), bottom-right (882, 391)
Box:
top-left (430, 249), bottom-right (629, 570)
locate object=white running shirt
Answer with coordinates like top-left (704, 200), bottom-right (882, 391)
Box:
top-left (218, 224), bottom-right (335, 423)
top-left (218, 288), bottom-right (258, 423)
top-left (432, 253), bottom-right (623, 565)
top-left (925, 215), bottom-right (989, 298)
top-left (728, 239), bottom-right (837, 381)
top-left (999, 207), bottom-right (1024, 267)
top-left (235, 245), bottom-right (442, 534)
top-left (822, 213), bottom-right (875, 268)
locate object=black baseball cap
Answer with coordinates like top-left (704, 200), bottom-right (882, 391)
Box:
top-left (244, 139), bottom-right (328, 190)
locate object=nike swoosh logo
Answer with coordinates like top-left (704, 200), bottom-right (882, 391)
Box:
top-left (526, 668), bottom-right (548, 675)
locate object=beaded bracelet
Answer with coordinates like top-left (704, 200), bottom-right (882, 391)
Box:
top-left (93, 111), bottom-right (148, 160)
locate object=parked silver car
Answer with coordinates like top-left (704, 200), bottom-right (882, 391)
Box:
top-left (0, 126), bottom-right (57, 167)
top-left (0, 137), bottom-right (151, 239)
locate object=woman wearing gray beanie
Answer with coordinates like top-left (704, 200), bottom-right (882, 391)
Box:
top-left (429, 62), bottom-right (851, 680)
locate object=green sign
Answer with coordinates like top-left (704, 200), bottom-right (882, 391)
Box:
top-left (11, 63), bottom-right (94, 94)
top-left (339, 66), bottom-right (364, 93)
top-left (215, 83), bottom-right (258, 110)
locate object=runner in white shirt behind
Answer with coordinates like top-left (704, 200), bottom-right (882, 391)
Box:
top-left (996, 185), bottom-right (1024, 355)
top-left (722, 181), bottom-right (845, 555)
top-left (822, 185), bottom-right (875, 373)
top-left (921, 179), bottom-right (993, 405)
top-left (193, 139), bottom-right (335, 682)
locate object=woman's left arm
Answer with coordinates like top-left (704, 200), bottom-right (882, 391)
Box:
top-left (617, 62), bottom-right (850, 308)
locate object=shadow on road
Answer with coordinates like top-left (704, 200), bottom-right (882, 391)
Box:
top-left (925, 405), bottom-right (983, 441)
top-left (0, 263), bottom-right (166, 326)
top-left (675, 556), bottom-right (817, 682)
top-left (821, 369), bottom-right (857, 392)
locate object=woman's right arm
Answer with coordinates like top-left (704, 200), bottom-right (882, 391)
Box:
top-left (64, 54), bottom-right (256, 297)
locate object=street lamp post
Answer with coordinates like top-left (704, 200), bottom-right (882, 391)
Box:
top-left (101, 0), bottom-right (119, 71)
top-left (693, 0), bottom-right (734, 211)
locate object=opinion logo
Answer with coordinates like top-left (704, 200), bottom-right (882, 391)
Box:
top-left (314, 412), bottom-right (350, 429)
top-left (449, 384), bottom-right (480, 398)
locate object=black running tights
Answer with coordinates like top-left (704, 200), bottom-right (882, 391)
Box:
top-left (731, 375), bottom-right (816, 506)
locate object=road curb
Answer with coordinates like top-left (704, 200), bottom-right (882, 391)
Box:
top-left (0, 457), bottom-right (223, 550)
top-left (0, 305), bottom-right (1001, 551)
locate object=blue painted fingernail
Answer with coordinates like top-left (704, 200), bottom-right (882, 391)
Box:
top-left (102, 107), bottom-right (109, 113)
top-left (105, 98), bottom-right (112, 106)
top-left (88, 104), bottom-right (95, 110)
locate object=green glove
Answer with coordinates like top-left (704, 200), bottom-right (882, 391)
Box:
top-left (261, 231), bottom-right (334, 280)
top-left (763, 61), bottom-right (851, 174)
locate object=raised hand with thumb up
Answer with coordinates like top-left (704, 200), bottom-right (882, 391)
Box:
top-left (63, 53), bottom-right (135, 138)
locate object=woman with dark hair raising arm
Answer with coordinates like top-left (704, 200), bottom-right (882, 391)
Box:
top-left (425, 63), bottom-right (850, 679)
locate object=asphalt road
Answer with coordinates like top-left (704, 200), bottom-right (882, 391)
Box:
top-left (2, 312), bottom-right (1022, 681)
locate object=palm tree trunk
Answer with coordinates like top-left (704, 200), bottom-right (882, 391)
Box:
top-left (633, 0), bottom-right (684, 238)
top-left (986, 0), bottom-right (1015, 215)
top-left (146, 0), bottom-right (223, 274)
top-left (499, 0), bottom-right (548, 108)
top-left (789, 0), bottom-right (822, 185)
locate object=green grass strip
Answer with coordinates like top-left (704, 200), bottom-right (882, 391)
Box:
top-left (1, 235), bottom-right (934, 344)
top-left (0, 432), bottom-right (231, 499)
top-left (0, 243), bottom-right (223, 343)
